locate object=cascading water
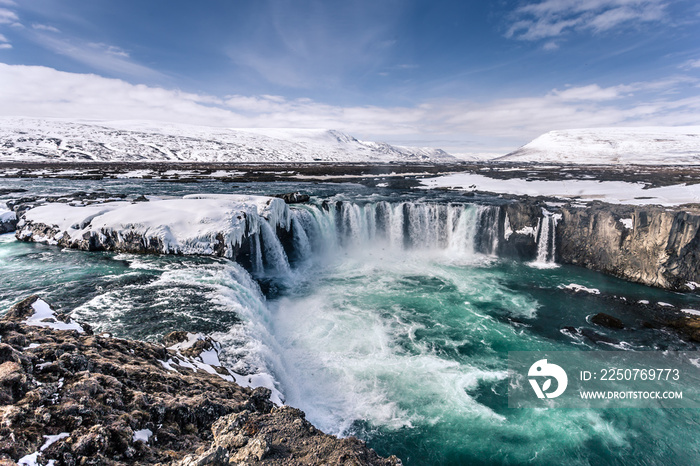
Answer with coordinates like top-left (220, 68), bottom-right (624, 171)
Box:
top-left (536, 214), bottom-right (550, 262)
top-left (256, 220), bottom-right (292, 276)
top-left (530, 208), bottom-right (559, 268)
top-left (287, 201), bottom-right (501, 257)
top-left (250, 232), bottom-right (264, 275)
top-left (290, 215), bottom-right (312, 261)
top-left (475, 205), bottom-right (501, 255)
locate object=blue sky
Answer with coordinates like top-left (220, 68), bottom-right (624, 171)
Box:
top-left (0, 0), bottom-right (699, 156)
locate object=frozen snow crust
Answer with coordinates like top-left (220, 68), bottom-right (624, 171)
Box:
top-left (16, 194), bottom-right (289, 259)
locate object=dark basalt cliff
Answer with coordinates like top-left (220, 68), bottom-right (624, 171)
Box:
top-left (555, 204), bottom-right (700, 290)
top-left (493, 201), bottom-right (700, 292)
top-left (0, 296), bottom-right (400, 466)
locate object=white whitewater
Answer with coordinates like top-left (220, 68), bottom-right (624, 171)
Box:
top-left (530, 209), bottom-right (559, 268)
top-left (257, 220), bottom-right (292, 275)
top-left (288, 201), bottom-right (498, 256)
top-left (106, 199), bottom-right (538, 419)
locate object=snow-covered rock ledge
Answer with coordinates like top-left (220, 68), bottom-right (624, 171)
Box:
top-left (14, 194), bottom-right (290, 260)
top-left (0, 202), bottom-right (17, 233)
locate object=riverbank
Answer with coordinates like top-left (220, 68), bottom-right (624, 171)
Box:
top-left (0, 295), bottom-right (400, 465)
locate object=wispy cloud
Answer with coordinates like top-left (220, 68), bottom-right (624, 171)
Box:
top-left (29, 33), bottom-right (162, 80)
top-left (32, 23), bottom-right (60, 33)
top-left (226, 0), bottom-right (401, 89)
top-left (506, 0), bottom-right (668, 41)
top-left (0, 7), bottom-right (18, 25)
top-left (0, 3), bottom-right (158, 80)
top-left (89, 42), bottom-right (129, 58)
top-left (0, 63), bottom-right (698, 156)
top-left (680, 58), bottom-right (700, 70)
top-left (0, 29), bottom-right (10, 49)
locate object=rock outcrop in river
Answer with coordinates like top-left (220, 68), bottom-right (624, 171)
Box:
top-left (0, 296), bottom-right (400, 465)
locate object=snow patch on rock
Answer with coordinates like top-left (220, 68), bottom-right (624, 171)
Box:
top-left (132, 429), bottom-right (153, 443)
top-left (17, 195), bottom-right (290, 259)
top-left (561, 283), bottom-right (601, 295)
top-left (619, 218), bottom-right (633, 229)
top-left (25, 299), bottom-right (85, 333)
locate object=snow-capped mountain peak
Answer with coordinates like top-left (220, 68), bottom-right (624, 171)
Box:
top-left (497, 127), bottom-right (700, 165)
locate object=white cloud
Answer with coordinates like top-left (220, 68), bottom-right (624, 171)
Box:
top-left (0, 7), bottom-right (18, 24)
top-left (0, 3), bottom-right (153, 80)
top-left (0, 63), bottom-right (239, 125)
top-left (550, 84), bottom-right (623, 100)
top-left (0, 63), bottom-right (699, 156)
top-left (506, 0), bottom-right (668, 41)
top-left (0, 43), bottom-right (10, 49)
top-left (88, 43), bottom-right (129, 58)
top-left (681, 59), bottom-right (700, 70)
top-left (0, 33), bottom-right (7, 42)
top-left (32, 23), bottom-right (60, 33)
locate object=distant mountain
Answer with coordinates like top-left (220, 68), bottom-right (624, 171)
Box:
top-left (497, 127), bottom-right (700, 165)
top-left (0, 118), bottom-right (457, 163)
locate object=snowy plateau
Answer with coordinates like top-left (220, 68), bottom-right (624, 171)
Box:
top-left (0, 118), bottom-right (455, 163)
top-left (498, 127), bottom-right (700, 165)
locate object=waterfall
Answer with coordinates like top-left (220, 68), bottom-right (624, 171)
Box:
top-left (244, 200), bottom-right (509, 279)
top-left (535, 215), bottom-right (550, 262)
top-left (290, 201), bottom-right (499, 256)
top-left (447, 204), bottom-right (480, 254)
top-left (251, 231), bottom-right (264, 275)
top-left (291, 216), bottom-right (312, 260)
top-left (530, 209), bottom-right (559, 268)
top-left (475, 206), bottom-right (500, 255)
top-left (258, 220), bottom-right (291, 275)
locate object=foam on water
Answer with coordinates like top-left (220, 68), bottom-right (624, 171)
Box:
top-left (70, 256), bottom-right (287, 400)
top-left (268, 251), bottom-right (536, 434)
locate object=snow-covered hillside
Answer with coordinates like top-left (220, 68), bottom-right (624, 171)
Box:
top-left (0, 118), bottom-right (456, 163)
top-left (497, 127), bottom-right (700, 165)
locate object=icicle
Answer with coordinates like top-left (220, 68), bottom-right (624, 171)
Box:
top-left (550, 212), bottom-right (562, 262)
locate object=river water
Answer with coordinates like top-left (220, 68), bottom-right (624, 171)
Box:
top-left (2, 177), bottom-right (700, 465)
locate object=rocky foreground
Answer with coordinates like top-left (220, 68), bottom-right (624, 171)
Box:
top-left (0, 296), bottom-right (400, 466)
